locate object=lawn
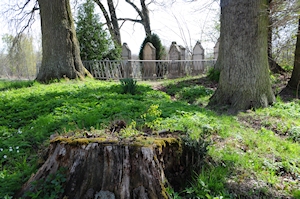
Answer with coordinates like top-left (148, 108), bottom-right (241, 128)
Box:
top-left (0, 76), bottom-right (299, 198)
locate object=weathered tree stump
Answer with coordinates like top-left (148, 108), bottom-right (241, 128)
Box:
top-left (15, 134), bottom-right (202, 199)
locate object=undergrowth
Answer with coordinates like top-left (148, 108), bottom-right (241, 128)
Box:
top-left (0, 77), bottom-right (299, 199)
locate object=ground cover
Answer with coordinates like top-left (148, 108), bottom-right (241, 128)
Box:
top-left (0, 76), bottom-right (299, 198)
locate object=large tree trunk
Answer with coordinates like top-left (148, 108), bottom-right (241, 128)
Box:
top-left (15, 135), bottom-right (200, 199)
top-left (209, 0), bottom-right (275, 111)
top-left (288, 17), bottom-right (300, 90)
top-left (36, 0), bottom-right (90, 82)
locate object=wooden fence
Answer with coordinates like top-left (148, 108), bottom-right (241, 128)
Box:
top-left (83, 59), bottom-right (216, 80)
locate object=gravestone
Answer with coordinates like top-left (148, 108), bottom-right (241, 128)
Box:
top-left (214, 39), bottom-right (220, 60)
top-left (122, 43), bottom-right (132, 78)
top-left (168, 41), bottom-right (185, 78)
top-left (192, 41), bottom-right (205, 74)
top-left (143, 42), bottom-right (156, 79)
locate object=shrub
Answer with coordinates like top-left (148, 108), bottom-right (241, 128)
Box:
top-left (120, 78), bottom-right (137, 95)
top-left (138, 33), bottom-right (166, 60)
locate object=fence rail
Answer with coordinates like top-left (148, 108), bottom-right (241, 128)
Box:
top-left (83, 59), bottom-right (216, 80)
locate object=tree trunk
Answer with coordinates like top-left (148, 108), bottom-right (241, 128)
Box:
top-left (288, 17), bottom-right (300, 89)
top-left (268, 1), bottom-right (285, 74)
top-left (125, 0), bottom-right (152, 37)
top-left (141, 0), bottom-right (152, 37)
top-left (94, 0), bottom-right (122, 46)
top-left (36, 0), bottom-right (91, 82)
top-left (15, 135), bottom-right (200, 199)
top-left (209, 0), bottom-right (275, 111)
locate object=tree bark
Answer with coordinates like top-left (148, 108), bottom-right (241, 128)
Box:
top-left (15, 136), bottom-right (200, 199)
top-left (36, 0), bottom-right (91, 82)
top-left (288, 17), bottom-right (300, 89)
top-left (209, 0), bottom-right (275, 111)
top-left (125, 0), bottom-right (152, 37)
top-left (94, 0), bottom-right (122, 46)
top-left (268, 0), bottom-right (285, 74)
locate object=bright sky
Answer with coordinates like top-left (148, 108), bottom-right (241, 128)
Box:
top-left (0, 0), bottom-right (220, 56)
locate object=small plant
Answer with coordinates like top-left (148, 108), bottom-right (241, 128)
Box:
top-left (119, 120), bottom-right (140, 138)
top-left (141, 104), bottom-right (162, 131)
top-left (183, 166), bottom-right (229, 199)
top-left (120, 78), bottom-right (137, 95)
top-left (207, 68), bottom-right (220, 82)
top-left (23, 167), bottom-right (67, 199)
top-left (288, 126), bottom-right (300, 142)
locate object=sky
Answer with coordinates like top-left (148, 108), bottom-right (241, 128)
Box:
top-left (0, 0), bottom-right (220, 56)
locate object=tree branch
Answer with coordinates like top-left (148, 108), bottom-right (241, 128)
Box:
top-left (118, 18), bottom-right (143, 23)
top-left (125, 0), bottom-right (144, 20)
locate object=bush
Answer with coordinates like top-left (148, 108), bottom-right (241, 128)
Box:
top-left (139, 33), bottom-right (166, 60)
top-left (120, 78), bottom-right (137, 95)
top-left (207, 68), bottom-right (220, 82)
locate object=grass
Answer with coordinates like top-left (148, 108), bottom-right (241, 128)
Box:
top-left (0, 76), bottom-right (299, 198)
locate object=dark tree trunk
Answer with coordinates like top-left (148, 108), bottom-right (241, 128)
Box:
top-left (36, 0), bottom-right (91, 82)
top-left (15, 136), bottom-right (200, 199)
top-left (209, 0), bottom-right (275, 111)
top-left (140, 0), bottom-right (151, 37)
top-left (125, 0), bottom-right (152, 37)
top-left (268, 1), bottom-right (285, 74)
top-left (288, 17), bottom-right (300, 90)
top-left (94, 0), bottom-right (122, 46)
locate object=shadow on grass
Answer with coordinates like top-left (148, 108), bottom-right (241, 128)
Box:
top-left (0, 80), bottom-right (35, 91)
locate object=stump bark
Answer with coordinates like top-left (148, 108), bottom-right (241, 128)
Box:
top-left (15, 135), bottom-right (200, 199)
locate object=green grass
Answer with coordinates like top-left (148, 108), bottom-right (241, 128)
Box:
top-left (0, 77), bottom-right (299, 198)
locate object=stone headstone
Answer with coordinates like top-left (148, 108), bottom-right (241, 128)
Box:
top-left (192, 41), bottom-right (205, 73)
top-left (143, 42), bottom-right (156, 79)
top-left (122, 42), bottom-right (131, 60)
top-left (179, 45), bottom-right (186, 61)
top-left (214, 39), bottom-right (220, 59)
top-left (122, 43), bottom-right (132, 78)
top-left (169, 41), bottom-right (181, 61)
top-left (168, 41), bottom-right (185, 78)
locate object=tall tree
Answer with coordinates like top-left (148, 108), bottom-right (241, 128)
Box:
top-left (209, 0), bottom-right (275, 111)
top-left (288, 17), bottom-right (300, 90)
top-left (2, 34), bottom-right (36, 79)
top-left (36, 0), bottom-right (90, 82)
top-left (76, 0), bottom-right (111, 61)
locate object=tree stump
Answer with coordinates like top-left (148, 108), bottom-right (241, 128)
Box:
top-left (15, 134), bottom-right (202, 199)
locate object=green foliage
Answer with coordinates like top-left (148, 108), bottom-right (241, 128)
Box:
top-left (141, 104), bottom-right (162, 131)
top-left (207, 68), bottom-right (220, 82)
top-left (76, 0), bottom-right (120, 61)
top-left (120, 78), bottom-right (137, 95)
top-left (288, 126), bottom-right (300, 142)
top-left (1, 33), bottom-right (37, 78)
top-left (0, 76), bottom-right (300, 198)
top-left (0, 80), bottom-right (34, 91)
top-left (139, 33), bottom-right (166, 60)
top-left (119, 120), bottom-right (140, 138)
top-left (24, 167), bottom-right (67, 199)
top-left (163, 79), bottom-right (214, 106)
top-left (180, 166), bottom-right (230, 199)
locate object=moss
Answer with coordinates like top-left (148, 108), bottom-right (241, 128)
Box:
top-left (50, 135), bottom-right (182, 153)
top-left (160, 181), bottom-right (169, 199)
top-left (50, 136), bottom-right (118, 146)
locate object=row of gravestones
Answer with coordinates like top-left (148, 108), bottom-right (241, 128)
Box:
top-left (121, 40), bottom-right (220, 79)
top-left (121, 40), bottom-right (220, 61)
